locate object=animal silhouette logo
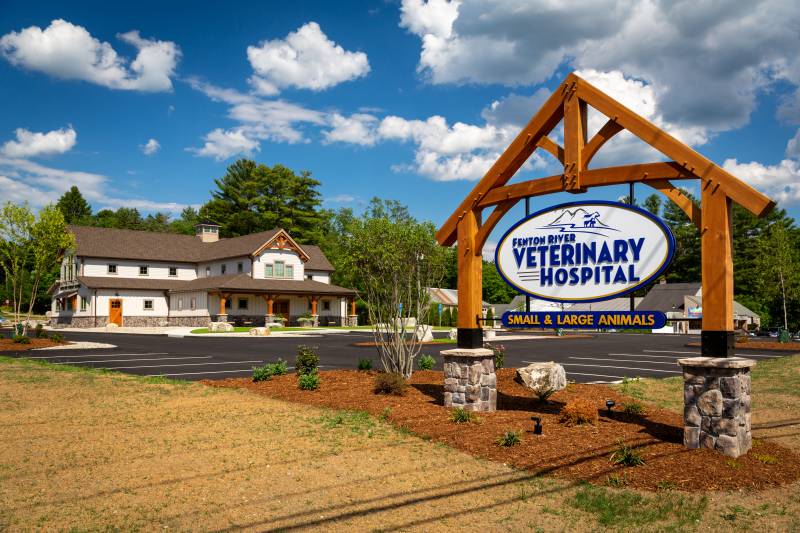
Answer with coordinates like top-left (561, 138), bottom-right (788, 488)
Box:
top-left (541, 207), bottom-right (619, 236)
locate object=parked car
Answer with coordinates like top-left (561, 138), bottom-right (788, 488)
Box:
top-left (0, 314), bottom-right (7, 326)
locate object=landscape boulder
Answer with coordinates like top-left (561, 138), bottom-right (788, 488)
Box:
top-left (483, 328), bottom-right (496, 340)
top-left (105, 322), bottom-right (119, 329)
top-left (248, 327), bottom-right (270, 336)
top-left (208, 321), bottom-right (234, 333)
top-left (515, 362), bottom-right (567, 399)
top-left (448, 328), bottom-right (458, 340)
top-left (414, 325), bottom-right (433, 342)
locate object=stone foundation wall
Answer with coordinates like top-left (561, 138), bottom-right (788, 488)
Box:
top-left (679, 357), bottom-right (755, 458)
top-left (51, 315), bottom-right (210, 328)
top-left (441, 348), bottom-right (497, 412)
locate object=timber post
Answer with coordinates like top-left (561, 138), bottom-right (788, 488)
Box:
top-left (457, 208), bottom-right (483, 348)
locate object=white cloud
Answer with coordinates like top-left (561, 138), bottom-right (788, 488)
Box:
top-left (140, 138), bottom-right (160, 156)
top-left (401, 0), bottom-right (800, 132)
top-left (1, 126), bottom-right (76, 158)
top-left (0, 19), bottom-right (180, 92)
top-left (723, 158), bottom-right (800, 206)
top-left (786, 129), bottom-right (800, 159)
top-left (323, 113), bottom-right (379, 146)
top-left (189, 128), bottom-right (260, 161)
top-left (324, 193), bottom-right (357, 204)
top-left (0, 156), bottom-right (188, 212)
top-left (247, 22), bottom-right (370, 95)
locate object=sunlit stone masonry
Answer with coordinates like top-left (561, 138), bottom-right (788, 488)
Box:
top-left (441, 348), bottom-right (497, 412)
top-left (678, 357), bottom-right (755, 458)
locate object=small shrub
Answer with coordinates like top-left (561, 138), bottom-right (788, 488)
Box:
top-left (778, 329), bottom-right (791, 343)
top-left (535, 388), bottom-right (556, 403)
top-left (725, 459), bottom-right (741, 469)
top-left (610, 440), bottom-right (645, 466)
top-left (50, 333), bottom-right (64, 343)
top-left (13, 335), bottom-right (30, 344)
top-left (450, 407), bottom-right (475, 424)
top-left (417, 354), bottom-right (435, 370)
top-left (380, 407), bottom-right (392, 421)
top-left (656, 480), bottom-right (677, 491)
top-left (298, 372), bottom-right (320, 390)
top-left (755, 453), bottom-right (779, 465)
top-left (252, 359), bottom-right (288, 382)
top-left (622, 401), bottom-right (645, 416)
top-left (357, 357), bottom-right (373, 371)
top-left (560, 398), bottom-right (599, 426)
top-left (606, 473), bottom-right (628, 487)
top-left (34, 323), bottom-right (45, 338)
top-left (295, 345), bottom-right (319, 376)
top-left (496, 430), bottom-right (522, 447)
top-left (485, 343), bottom-right (505, 369)
top-left (373, 372), bottom-right (406, 395)
top-left (735, 334), bottom-right (748, 344)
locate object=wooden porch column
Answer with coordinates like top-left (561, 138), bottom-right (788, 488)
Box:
top-left (311, 296), bottom-right (318, 316)
top-left (349, 298), bottom-right (356, 316)
top-left (701, 183), bottom-right (734, 356)
top-left (457, 208), bottom-right (483, 348)
top-left (219, 293), bottom-right (228, 315)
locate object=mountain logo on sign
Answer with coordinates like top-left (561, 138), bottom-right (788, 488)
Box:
top-left (540, 207), bottom-right (620, 237)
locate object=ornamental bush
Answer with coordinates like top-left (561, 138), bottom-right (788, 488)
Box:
top-left (295, 345), bottom-right (319, 376)
top-left (560, 398), bottom-right (599, 426)
top-left (298, 372), bottom-right (320, 390)
top-left (417, 354), bottom-right (435, 370)
top-left (357, 357), bottom-right (373, 371)
top-left (373, 372), bottom-right (406, 395)
top-left (12, 335), bottom-right (30, 344)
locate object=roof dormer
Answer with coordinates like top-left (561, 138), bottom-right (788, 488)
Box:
top-left (194, 220), bottom-right (221, 243)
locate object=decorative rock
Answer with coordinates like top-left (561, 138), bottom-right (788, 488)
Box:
top-left (684, 405), bottom-right (701, 427)
top-left (684, 426), bottom-right (700, 448)
top-left (415, 325), bottom-right (434, 342)
top-left (248, 327), bottom-right (270, 336)
top-left (515, 362), bottom-right (567, 398)
top-left (697, 389), bottom-right (723, 417)
top-left (105, 322), bottom-right (119, 328)
top-left (208, 321), bottom-right (234, 332)
top-left (448, 328), bottom-right (458, 340)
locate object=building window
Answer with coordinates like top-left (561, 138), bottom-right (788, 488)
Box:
top-left (108, 264), bottom-right (117, 274)
top-left (286, 265), bottom-right (294, 279)
top-left (306, 274), bottom-right (312, 280)
top-left (169, 267), bottom-right (178, 277)
top-left (323, 300), bottom-right (330, 311)
top-left (205, 266), bottom-right (211, 277)
top-left (238, 298), bottom-right (248, 310)
top-left (80, 296), bottom-right (88, 312)
top-left (274, 261), bottom-right (285, 277)
top-left (190, 297), bottom-right (196, 310)
top-left (237, 262), bottom-right (243, 273)
top-left (265, 264), bottom-right (273, 277)
top-left (143, 299), bottom-right (154, 311)
top-left (139, 265), bottom-right (149, 276)
top-left (177, 297), bottom-right (183, 311)
top-left (221, 264), bottom-right (227, 275)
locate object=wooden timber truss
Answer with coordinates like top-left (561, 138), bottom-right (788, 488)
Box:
top-left (436, 72), bottom-right (776, 355)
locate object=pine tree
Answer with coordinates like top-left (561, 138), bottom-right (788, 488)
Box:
top-left (55, 186), bottom-right (92, 224)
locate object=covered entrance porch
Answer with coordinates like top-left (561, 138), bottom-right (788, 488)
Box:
top-left (210, 291), bottom-right (358, 327)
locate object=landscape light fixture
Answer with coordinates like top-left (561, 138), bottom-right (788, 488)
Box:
top-left (531, 416), bottom-right (543, 435)
top-left (605, 399), bottom-right (615, 417)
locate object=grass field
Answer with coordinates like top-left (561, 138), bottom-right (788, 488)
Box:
top-left (2, 355), bottom-right (800, 531)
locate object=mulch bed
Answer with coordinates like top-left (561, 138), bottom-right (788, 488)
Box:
top-left (688, 341), bottom-right (800, 352)
top-left (0, 338), bottom-right (63, 351)
top-left (203, 369), bottom-right (800, 492)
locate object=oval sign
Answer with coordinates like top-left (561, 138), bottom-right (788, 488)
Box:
top-left (495, 200), bottom-right (675, 303)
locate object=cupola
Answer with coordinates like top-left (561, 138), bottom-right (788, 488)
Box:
top-left (194, 220), bottom-right (221, 243)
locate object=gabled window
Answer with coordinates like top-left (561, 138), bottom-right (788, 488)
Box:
top-left (274, 261), bottom-right (285, 278)
top-left (285, 265), bottom-right (294, 279)
top-left (108, 264), bottom-right (117, 275)
top-left (265, 264), bottom-right (273, 277)
top-left (139, 265), bottom-right (149, 276)
top-left (169, 267), bottom-right (178, 277)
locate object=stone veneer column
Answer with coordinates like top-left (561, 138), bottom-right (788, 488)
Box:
top-left (441, 348), bottom-right (496, 412)
top-left (678, 357), bottom-right (755, 458)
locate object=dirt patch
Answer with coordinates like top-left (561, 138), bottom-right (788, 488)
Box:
top-left (0, 338), bottom-right (63, 351)
top-left (205, 369), bottom-right (800, 492)
top-left (687, 341), bottom-right (800, 351)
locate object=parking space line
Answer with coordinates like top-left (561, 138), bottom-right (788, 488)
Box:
top-left (53, 356), bottom-right (213, 365)
top-left (86, 360), bottom-right (264, 370)
top-left (562, 363), bottom-right (680, 374)
top-left (570, 356), bottom-right (677, 366)
top-left (28, 352), bottom-right (169, 359)
top-left (644, 349), bottom-right (779, 359)
top-left (567, 372), bottom-right (625, 380)
top-left (146, 369), bottom-right (257, 377)
top-left (644, 350), bottom-right (699, 354)
top-left (608, 353), bottom-right (680, 359)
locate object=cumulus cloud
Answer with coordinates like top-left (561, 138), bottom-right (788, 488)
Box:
top-left (723, 158), bottom-right (800, 206)
top-left (401, 0), bottom-right (800, 133)
top-left (0, 19), bottom-right (180, 92)
top-left (140, 138), bottom-right (160, 156)
top-left (1, 126), bottom-right (76, 157)
top-left (323, 113), bottom-right (379, 146)
top-left (0, 156), bottom-right (188, 212)
top-left (189, 128), bottom-right (260, 161)
top-left (247, 22), bottom-right (370, 95)
top-left (786, 129), bottom-right (800, 159)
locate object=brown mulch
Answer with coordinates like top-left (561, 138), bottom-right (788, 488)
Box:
top-left (0, 338), bottom-right (63, 351)
top-left (688, 341), bottom-right (800, 352)
top-left (203, 369), bottom-right (800, 492)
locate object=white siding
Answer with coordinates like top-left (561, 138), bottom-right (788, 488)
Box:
top-left (197, 257), bottom-right (251, 278)
top-left (82, 258), bottom-right (197, 280)
top-left (305, 270), bottom-right (330, 283)
top-left (169, 291), bottom-right (209, 316)
top-left (255, 249), bottom-right (304, 280)
top-left (95, 290), bottom-right (169, 317)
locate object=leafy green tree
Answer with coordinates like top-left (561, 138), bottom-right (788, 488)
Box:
top-left (482, 260), bottom-right (516, 304)
top-left (643, 194), bottom-right (662, 217)
top-left (451, 306), bottom-right (458, 327)
top-left (93, 207), bottom-right (143, 229)
top-left (442, 307), bottom-right (452, 328)
top-left (56, 186), bottom-right (92, 224)
top-left (337, 214), bottom-right (446, 378)
top-left (169, 207), bottom-right (201, 235)
top-left (662, 190), bottom-right (701, 283)
top-left (200, 159), bottom-right (326, 244)
top-left (754, 223), bottom-right (800, 330)
top-left (0, 203), bottom-right (73, 334)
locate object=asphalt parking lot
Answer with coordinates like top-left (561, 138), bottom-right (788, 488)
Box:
top-left (5, 329), bottom-right (795, 383)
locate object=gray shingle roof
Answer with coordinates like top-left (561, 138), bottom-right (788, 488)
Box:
top-left (69, 225), bottom-right (334, 271)
top-left (637, 282), bottom-right (701, 312)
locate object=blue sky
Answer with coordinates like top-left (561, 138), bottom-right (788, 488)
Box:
top-left (1, 0), bottom-right (799, 253)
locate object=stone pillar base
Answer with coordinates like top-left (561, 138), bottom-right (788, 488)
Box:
top-left (441, 348), bottom-right (496, 412)
top-left (264, 314), bottom-right (275, 325)
top-left (347, 314), bottom-right (358, 327)
top-left (311, 314), bottom-right (319, 327)
top-left (216, 314), bottom-right (228, 323)
top-left (678, 357), bottom-right (755, 458)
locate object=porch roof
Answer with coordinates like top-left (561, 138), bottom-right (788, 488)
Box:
top-left (76, 274), bottom-right (356, 296)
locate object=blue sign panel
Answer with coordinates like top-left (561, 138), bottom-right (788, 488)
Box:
top-left (502, 310), bottom-right (667, 330)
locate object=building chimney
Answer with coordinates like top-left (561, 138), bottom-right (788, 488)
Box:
top-left (194, 221), bottom-right (221, 243)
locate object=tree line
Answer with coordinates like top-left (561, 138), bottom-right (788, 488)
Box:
top-left (3, 157), bottom-right (800, 330)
